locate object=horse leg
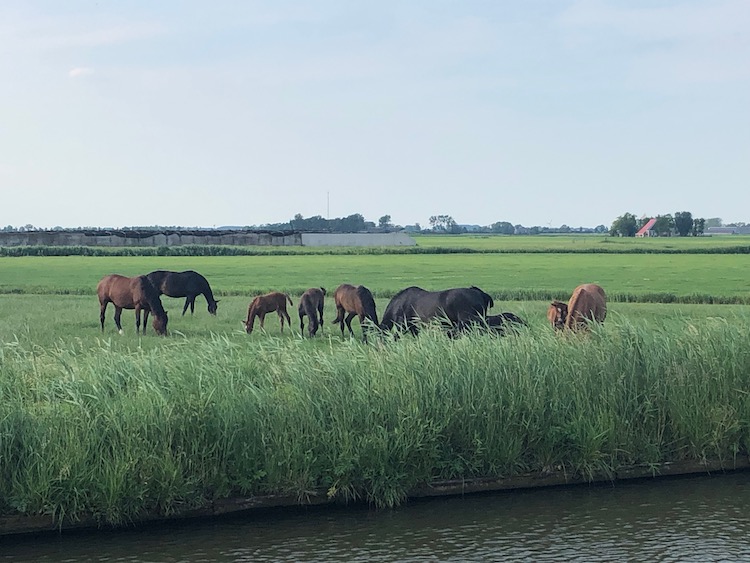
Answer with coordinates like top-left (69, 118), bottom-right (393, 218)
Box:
top-left (143, 309), bottom-right (150, 334)
top-left (299, 311), bottom-right (306, 334)
top-left (100, 301), bottom-right (108, 331)
top-left (259, 313), bottom-right (266, 330)
top-left (281, 309), bottom-right (291, 332)
top-left (345, 312), bottom-right (356, 336)
top-left (114, 307), bottom-right (124, 334)
top-left (182, 298), bottom-right (190, 316)
top-left (135, 306), bottom-right (142, 334)
top-left (190, 296), bottom-right (196, 314)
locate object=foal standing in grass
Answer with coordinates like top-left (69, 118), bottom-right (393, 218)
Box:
top-left (243, 291), bottom-right (293, 334)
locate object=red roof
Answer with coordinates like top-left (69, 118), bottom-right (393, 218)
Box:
top-left (636, 218), bottom-right (657, 235)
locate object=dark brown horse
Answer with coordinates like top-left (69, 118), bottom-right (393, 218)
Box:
top-left (243, 292), bottom-right (293, 334)
top-left (97, 274), bottom-right (169, 335)
top-left (380, 286), bottom-right (494, 336)
top-left (146, 270), bottom-right (219, 316)
top-left (331, 284), bottom-right (378, 339)
top-left (299, 287), bottom-right (326, 337)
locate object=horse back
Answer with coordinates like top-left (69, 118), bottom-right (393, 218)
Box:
top-left (566, 283), bottom-right (607, 327)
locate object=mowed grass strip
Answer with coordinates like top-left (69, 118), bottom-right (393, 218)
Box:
top-left (1, 253), bottom-right (749, 302)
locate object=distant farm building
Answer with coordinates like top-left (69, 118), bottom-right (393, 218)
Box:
top-left (705, 226), bottom-right (750, 235)
top-left (636, 218), bottom-right (658, 237)
top-left (0, 229), bottom-right (416, 248)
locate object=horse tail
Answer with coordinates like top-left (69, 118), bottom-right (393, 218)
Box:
top-left (357, 286), bottom-right (379, 326)
top-left (286, 293), bottom-right (293, 306)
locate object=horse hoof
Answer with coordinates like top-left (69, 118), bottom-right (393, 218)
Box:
top-left (118, 329), bottom-right (124, 335)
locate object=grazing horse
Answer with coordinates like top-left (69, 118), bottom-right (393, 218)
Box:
top-left (243, 292), bottom-right (293, 334)
top-left (146, 270), bottom-right (219, 316)
top-left (548, 283), bottom-right (607, 331)
top-left (331, 284), bottom-right (379, 339)
top-left (380, 286), bottom-right (494, 336)
top-left (299, 287), bottom-right (326, 337)
top-left (97, 274), bottom-right (169, 335)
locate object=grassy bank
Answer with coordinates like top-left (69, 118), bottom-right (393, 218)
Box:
top-left (1, 318), bottom-right (749, 526)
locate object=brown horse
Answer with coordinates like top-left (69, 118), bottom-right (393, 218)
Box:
top-left (548, 283), bottom-right (607, 331)
top-left (97, 274), bottom-right (169, 335)
top-left (146, 270), bottom-right (219, 316)
top-left (299, 287), bottom-right (326, 337)
top-left (331, 283), bottom-right (378, 339)
top-left (243, 292), bottom-right (293, 334)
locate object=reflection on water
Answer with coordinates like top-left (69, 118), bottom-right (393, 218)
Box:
top-left (3, 472), bottom-right (750, 562)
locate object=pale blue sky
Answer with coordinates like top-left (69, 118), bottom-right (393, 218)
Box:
top-left (1, 1), bottom-right (748, 229)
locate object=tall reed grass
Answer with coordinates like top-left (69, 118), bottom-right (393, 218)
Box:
top-left (1, 319), bottom-right (749, 526)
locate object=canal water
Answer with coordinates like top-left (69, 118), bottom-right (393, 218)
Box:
top-left (2, 472), bottom-right (749, 562)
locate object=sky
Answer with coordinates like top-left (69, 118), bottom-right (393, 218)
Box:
top-left (1, 1), bottom-right (748, 230)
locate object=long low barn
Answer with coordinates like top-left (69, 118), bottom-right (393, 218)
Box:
top-left (0, 230), bottom-right (416, 247)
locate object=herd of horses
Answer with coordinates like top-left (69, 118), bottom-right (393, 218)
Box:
top-left (97, 270), bottom-right (607, 339)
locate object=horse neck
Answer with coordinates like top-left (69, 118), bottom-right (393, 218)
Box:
top-left (202, 283), bottom-right (217, 305)
top-left (144, 289), bottom-right (166, 316)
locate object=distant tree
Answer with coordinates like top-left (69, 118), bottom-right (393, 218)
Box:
top-left (1, 225), bottom-right (15, 232)
top-left (429, 215), bottom-right (458, 233)
top-left (674, 211), bottom-right (693, 236)
top-left (653, 214), bottom-right (674, 236)
top-left (490, 221), bottom-right (515, 235)
top-left (726, 222), bottom-right (747, 227)
top-left (594, 224), bottom-right (607, 234)
top-left (692, 218), bottom-right (706, 236)
top-left (705, 218), bottom-right (723, 228)
top-left (559, 224), bottom-right (571, 233)
top-left (378, 215), bottom-right (392, 229)
top-left (610, 213), bottom-right (637, 237)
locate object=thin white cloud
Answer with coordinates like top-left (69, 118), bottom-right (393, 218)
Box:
top-left (69, 67), bottom-right (94, 78)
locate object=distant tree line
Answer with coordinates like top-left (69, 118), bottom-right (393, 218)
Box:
top-left (609, 212), bottom-right (717, 237)
top-left (3, 213), bottom-right (745, 236)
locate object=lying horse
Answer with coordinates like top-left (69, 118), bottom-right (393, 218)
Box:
top-left (331, 284), bottom-right (378, 339)
top-left (548, 283), bottom-right (607, 331)
top-left (243, 291), bottom-right (292, 334)
top-left (453, 312), bottom-right (527, 337)
top-left (97, 274), bottom-right (169, 335)
top-left (299, 287), bottom-right (326, 337)
top-left (380, 286), bottom-right (494, 336)
top-left (146, 270), bottom-right (219, 316)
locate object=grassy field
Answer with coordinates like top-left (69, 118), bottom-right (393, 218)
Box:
top-left (1, 239), bottom-right (750, 528)
top-left (412, 233), bottom-right (750, 252)
top-left (1, 252), bottom-right (749, 304)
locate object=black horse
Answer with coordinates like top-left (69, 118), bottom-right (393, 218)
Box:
top-left (146, 270), bottom-right (219, 316)
top-left (380, 286), bottom-right (494, 336)
top-left (452, 312), bottom-right (527, 337)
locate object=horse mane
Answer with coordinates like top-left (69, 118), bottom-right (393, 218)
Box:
top-left (139, 276), bottom-right (166, 317)
top-left (390, 286), bottom-right (424, 299)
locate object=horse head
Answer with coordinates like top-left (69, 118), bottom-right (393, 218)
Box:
top-left (547, 300), bottom-right (567, 330)
top-left (152, 310), bottom-right (169, 336)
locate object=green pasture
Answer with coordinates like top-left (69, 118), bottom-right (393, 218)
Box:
top-left (2, 243), bottom-right (750, 528)
top-left (1, 252), bottom-right (749, 303)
